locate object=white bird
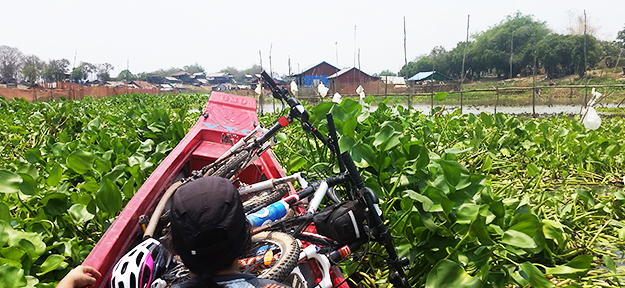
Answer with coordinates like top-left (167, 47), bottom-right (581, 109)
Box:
top-left (318, 83), bottom-right (329, 98)
top-left (332, 92), bottom-right (342, 103)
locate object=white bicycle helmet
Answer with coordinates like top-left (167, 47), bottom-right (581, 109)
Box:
top-left (110, 238), bottom-right (173, 288)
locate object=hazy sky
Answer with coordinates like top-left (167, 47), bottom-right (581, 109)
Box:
top-left (3, 0), bottom-right (624, 77)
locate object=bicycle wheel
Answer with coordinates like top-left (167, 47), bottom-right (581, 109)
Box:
top-left (209, 150), bottom-right (250, 178)
top-left (243, 183), bottom-right (289, 214)
top-left (241, 231), bottom-right (299, 282)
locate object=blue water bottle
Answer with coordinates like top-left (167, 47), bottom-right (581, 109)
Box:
top-left (247, 200), bottom-right (288, 227)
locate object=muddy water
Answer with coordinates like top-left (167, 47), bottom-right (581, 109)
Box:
top-left (259, 96), bottom-right (622, 115)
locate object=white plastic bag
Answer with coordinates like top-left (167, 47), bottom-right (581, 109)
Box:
top-left (254, 82), bottom-right (262, 95)
top-left (332, 92), bottom-right (342, 103)
top-left (356, 85), bottom-right (365, 105)
top-left (583, 107), bottom-right (601, 130)
top-left (318, 83), bottom-right (329, 98)
top-left (290, 80), bottom-right (298, 95)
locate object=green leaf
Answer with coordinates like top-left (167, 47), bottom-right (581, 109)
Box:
top-left (0, 170), bottom-right (22, 194)
top-left (68, 204), bottom-right (95, 224)
top-left (373, 124), bottom-right (395, 147)
top-left (425, 259), bottom-right (481, 288)
top-left (520, 262), bottom-right (554, 288)
top-left (67, 150), bottom-right (95, 174)
top-left (17, 173), bottom-right (38, 196)
top-left (0, 203), bottom-right (9, 222)
top-left (36, 254), bottom-right (65, 276)
top-left (440, 160), bottom-right (461, 187)
top-left (527, 163), bottom-right (540, 177)
top-left (603, 255), bottom-right (616, 272)
top-left (481, 156), bottom-right (492, 172)
top-left (0, 265), bottom-right (27, 288)
top-left (24, 148), bottom-right (41, 164)
top-left (406, 190), bottom-right (433, 211)
top-left (455, 204), bottom-right (480, 224)
top-left (434, 92), bottom-right (448, 101)
top-left (96, 178), bottom-right (122, 214)
top-left (545, 255), bottom-right (592, 279)
top-left (343, 117), bottom-right (357, 138)
top-left (501, 230), bottom-right (537, 249)
top-left (46, 163), bottom-right (63, 187)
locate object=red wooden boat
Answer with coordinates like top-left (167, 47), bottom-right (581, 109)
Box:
top-left (83, 92), bottom-right (347, 288)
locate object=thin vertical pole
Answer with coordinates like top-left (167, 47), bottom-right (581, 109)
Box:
top-left (353, 25), bottom-right (357, 68)
top-left (532, 32), bottom-right (537, 118)
top-left (460, 15), bottom-right (470, 114)
top-left (495, 85), bottom-right (499, 114)
top-left (259, 50), bottom-right (264, 114)
top-left (269, 44), bottom-right (274, 113)
top-left (510, 32), bottom-right (514, 79)
top-left (336, 42), bottom-right (339, 67)
top-left (583, 10), bottom-right (588, 107)
top-left (404, 17), bottom-right (407, 66)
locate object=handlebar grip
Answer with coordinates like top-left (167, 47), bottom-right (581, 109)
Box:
top-left (261, 71), bottom-right (277, 89)
top-left (341, 152), bottom-right (364, 189)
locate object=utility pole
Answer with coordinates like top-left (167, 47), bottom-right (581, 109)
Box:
top-left (354, 25), bottom-right (357, 68)
top-left (509, 32), bottom-right (513, 79)
top-left (336, 42), bottom-right (339, 68)
top-left (404, 16), bottom-right (407, 66)
top-left (269, 43), bottom-right (273, 78)
top-left (460, 15), bottom-right (470, 114)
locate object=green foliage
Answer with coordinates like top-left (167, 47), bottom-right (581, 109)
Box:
top-left (0, 93), bottom-right (207, 285)
top-left (400, 12), bottom-right (606, 80)
top-left (270, 100), bottom-right (625, 287)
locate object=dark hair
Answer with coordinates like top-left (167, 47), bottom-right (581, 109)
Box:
top-left (169, 221), bottom-right (253, 288)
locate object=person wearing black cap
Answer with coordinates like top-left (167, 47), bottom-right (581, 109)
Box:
top-left (169, 176), bottom-right (291, 288)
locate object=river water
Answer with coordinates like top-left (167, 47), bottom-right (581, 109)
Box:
top-left (258, 97), bottom-right (622, 116)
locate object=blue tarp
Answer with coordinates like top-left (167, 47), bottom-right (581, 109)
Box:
top-left (304, 75), bottom-right (330, 86)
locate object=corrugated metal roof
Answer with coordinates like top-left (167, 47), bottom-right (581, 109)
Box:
top-left (296, 61), bottom-right (339, 75)
top-left (407, 71), bottom-right (450, 81)
top-left (171, 71), bottom-right (190, 76)
top-left (206, 72), bottom-right (230, 77)
top-left (131, 80), bottom-right (157, 89)
top-left (327, 67), bottom-right (376, 79)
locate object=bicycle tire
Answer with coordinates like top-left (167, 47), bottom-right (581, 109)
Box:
top-left (246, 231), bottom-right (300, 282)
top-left (243, 183), bottom-right (289, 214)
top-left (210, 150), bottom-right (250, 178)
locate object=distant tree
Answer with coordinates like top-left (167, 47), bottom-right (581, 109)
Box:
top-left (183, 63), bottom-right (204, 74)
top-left (616, 25), bottom-right (625, 68)
top-left (565, 10), bottom-right (599, 36)
top-left (42, 59), bottom-right (70, 82)
top-left (0, 45), bottom-right (24, 83)
top-left (21, 55), bottom-right (43, 87)
top-left (241, 64), bottom-right (262, 76)
top-left (80, 62), bottom-right (97, 81)
top-left (117, 70), bottom-right (137, 81)
top-left (71, 66), bottom-right (85, 83)
top-left (97, 63), bottom-right (114, 82)
top-left (599, 40), bottom-right (622, 68)
top-left (618, 25), bottom-right (625, 46)
top-left (379, 70), bottom-right (397, 76)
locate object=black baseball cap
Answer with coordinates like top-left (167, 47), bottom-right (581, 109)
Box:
top-left (170, 176), bottom-right (248, 273)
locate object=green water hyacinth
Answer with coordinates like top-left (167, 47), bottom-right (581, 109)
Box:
top-left (0, 93), bottom-right (207, 286)
top-left (267, 96), bottom-right (625, 287)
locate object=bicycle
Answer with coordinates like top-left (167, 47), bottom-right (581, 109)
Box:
top-left (240, 113), bottom-right (411, 288)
